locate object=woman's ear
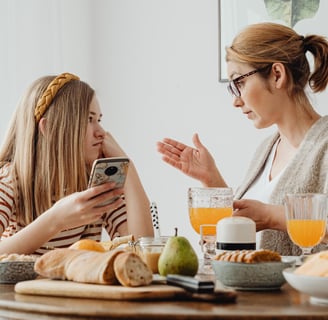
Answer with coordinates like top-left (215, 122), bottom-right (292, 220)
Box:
top-left (271, 62), bottom-right (286, 89)
top-left (38, 118), bottom-right (47, 136)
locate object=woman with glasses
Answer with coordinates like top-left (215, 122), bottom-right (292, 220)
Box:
top-left (157, 22), bottom-right (328, 256)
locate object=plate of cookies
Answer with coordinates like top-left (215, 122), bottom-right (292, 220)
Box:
top-left (211, 249), bottom-right (295, 291)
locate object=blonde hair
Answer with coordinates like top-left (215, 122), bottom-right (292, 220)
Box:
top-left (226, 23), bottom-right (328, 106)
top-left (0, 74), bottom-right (95, 225)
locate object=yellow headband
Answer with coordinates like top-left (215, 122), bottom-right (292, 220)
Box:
top-left (34, 72), bottom-right (80, 123)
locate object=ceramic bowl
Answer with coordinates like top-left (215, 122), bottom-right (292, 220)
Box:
top-left (0, 261), bottom-right (38, 284)
top-left (212, 258), bottom-right (295, 290)
top-left (283, 268), bottom-right (328, 305)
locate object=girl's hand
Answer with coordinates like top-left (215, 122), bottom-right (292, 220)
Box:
top-left (50, 183), bottom-right (124, 231)
top-left (101, 132), bottom-right (127, 158)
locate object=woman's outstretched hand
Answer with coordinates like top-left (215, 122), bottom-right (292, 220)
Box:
top-left (157, 133), bottom-right (225, 187)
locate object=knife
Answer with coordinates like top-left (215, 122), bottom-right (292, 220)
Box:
top-left (166, 274), bottom-right (215, 293)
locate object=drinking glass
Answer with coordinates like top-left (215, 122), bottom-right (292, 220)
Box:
top-left (199, 224), bottom-right (217, 273)
top-left (188, 187), bottom-right (233, 272)
top-left (284, 193), bottom-right (328, 258)
top-left (188, 187), bottom-right (233, 234)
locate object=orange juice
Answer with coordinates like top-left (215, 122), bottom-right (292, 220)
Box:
top-left (189, 207), bottom-right (233, 234)
top-left (287, 219), bottom-right (326, 247)
top-left (200, 224), bottom-right (217, 236)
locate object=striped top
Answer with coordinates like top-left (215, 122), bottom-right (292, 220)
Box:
top-left (0, 164), bottom-right (127, 255)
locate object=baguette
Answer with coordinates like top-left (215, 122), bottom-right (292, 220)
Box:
top-left (34, 248), bottom-right (124, 284)
top-left (113, 252), bottom-right (153, 287)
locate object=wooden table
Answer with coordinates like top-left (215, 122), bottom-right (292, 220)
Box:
top-left (0, 283), bottom-right (327, 319)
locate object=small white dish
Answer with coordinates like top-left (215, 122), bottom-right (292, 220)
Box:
top-left (281, 256), bottom-right (302, 266)
top-left (283, 268), bottom-right (328, 305)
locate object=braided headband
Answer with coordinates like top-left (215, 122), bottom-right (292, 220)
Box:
top-left (34, 72), bottom-right (80, 123)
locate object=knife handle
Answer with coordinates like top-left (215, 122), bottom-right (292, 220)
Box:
top-left (166, 274), bottom-right (215, 293)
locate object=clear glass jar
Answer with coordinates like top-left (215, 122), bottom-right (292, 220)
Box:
top-left (136, 236), bottom-right (169, 274)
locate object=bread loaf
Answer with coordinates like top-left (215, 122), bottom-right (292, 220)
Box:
top-left (114, 252), bottom-right (153, 286)
top-left (34, 248), bottom-right (124, 284)
top-left (214, 249), bottom-right (281, 263)
top-left (34, 248), bottom-right (153, 287)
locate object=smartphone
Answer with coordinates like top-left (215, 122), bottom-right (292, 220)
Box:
top-left (88, 157), bottom-right (130, 206)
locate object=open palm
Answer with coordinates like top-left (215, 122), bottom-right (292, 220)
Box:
top-left (157, 133), bottom-right (218, 184)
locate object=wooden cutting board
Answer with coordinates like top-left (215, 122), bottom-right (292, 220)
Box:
top-left (15, 279), bottom-right (237, 303)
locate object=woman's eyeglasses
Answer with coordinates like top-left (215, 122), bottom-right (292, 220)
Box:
top-left (227, 66), bottom-right (269, 98)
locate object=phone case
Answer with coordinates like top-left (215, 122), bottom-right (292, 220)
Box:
top-left (88, 157), bottom-right (129, 206)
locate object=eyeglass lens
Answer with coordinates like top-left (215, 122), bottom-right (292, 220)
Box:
top-left (227, 82), bottom-right (240, 97)
top-left (226, 67), bottom-right (268, 98)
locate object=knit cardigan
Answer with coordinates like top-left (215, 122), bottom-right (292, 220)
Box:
top-left (235, 115), bottom-right (328, 256)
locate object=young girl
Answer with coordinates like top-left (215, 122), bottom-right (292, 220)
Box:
top-left (0, 72), bottom-right (153, 255)
top-left (157, 23), bottom-right (328, 256)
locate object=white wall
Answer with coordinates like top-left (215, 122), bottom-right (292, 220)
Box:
top-left (1, 0), bottom-right (327, 255)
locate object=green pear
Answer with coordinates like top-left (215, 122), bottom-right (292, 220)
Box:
top-left (158, 228), bottom-right (198, 276)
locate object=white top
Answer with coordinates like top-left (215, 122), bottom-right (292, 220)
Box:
top-left (242, 139), bottom-right (285, 249)
top-left (243, 139), bottom-right (283, 202)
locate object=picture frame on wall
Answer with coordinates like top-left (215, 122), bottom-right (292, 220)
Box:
top-left (218, 0), bottom-right (324, 82)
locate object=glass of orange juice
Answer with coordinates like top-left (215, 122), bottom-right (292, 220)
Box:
top-left (285, 193), bottom-right (327, 258)
top-left (188, 187), bottom-right (233, 272)
top-left (188, 187), bottom-right (233, 234)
